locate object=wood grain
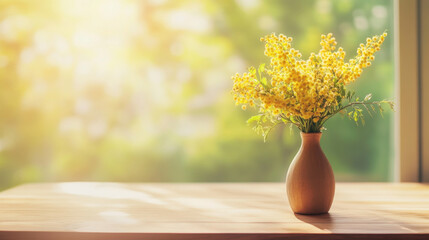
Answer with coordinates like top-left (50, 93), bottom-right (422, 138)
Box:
top-left (0, 182), bottom-right (428, 240)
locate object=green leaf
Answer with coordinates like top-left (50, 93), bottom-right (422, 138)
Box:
top-left (336, 95), bottom-right (342, 103)
top-left (247, 115), bottom-right (262, 124)
top-left (249, 67), bottom-right (256, 75)
top-left (258, 63), bottom-right (265, 74)
top-left (348, 91), bottom-right (356, 101)
top-left (261, 77), bottom-right (267, 87)
top-left (353, 111), bottom-right (358, 122)
top-left (281, 118), bottom-right (290, 124)
top-left (346, 91), bottom-right (351, 99)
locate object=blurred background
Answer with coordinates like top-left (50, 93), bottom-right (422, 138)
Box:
top-left (0, 0), bottom-right (394, 190)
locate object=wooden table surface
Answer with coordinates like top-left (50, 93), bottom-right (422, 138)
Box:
top-left (0, 182), bottom-right (428, 240)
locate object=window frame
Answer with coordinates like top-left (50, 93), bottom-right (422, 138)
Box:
top-left (420, 0), bottom-right (429, 182)
top-left (395, 0), bottom-right (429, 182)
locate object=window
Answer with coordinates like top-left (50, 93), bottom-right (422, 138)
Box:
top-left (0, 0), bottom-right (396, 189)
top-left (395, 0), bottom-right (429, 182)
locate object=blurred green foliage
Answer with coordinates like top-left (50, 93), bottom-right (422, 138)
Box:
top-left (0, 0), bottom-right (393, 190)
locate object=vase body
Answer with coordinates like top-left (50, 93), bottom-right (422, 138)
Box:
top-left (286, 132), bottom-right (335, 214)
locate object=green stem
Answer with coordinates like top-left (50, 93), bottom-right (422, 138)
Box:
top-left (321, 101), bottom-right (384, 126)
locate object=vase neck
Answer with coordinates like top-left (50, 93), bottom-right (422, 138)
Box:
top-left (300, 132), bottom-right (322, 149)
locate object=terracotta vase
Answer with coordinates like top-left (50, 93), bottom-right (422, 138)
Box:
top-left (286, 132), bottom-right (335, 215)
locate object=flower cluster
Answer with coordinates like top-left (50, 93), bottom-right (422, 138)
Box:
top-left (232, 32), bottom-right (392, 136)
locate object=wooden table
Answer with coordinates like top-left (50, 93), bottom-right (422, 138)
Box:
top-left (0, 183), bottom-right (428, 240)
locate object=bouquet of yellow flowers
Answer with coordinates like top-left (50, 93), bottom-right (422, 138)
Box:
top-left (232, 32), bottom-right (393, 140)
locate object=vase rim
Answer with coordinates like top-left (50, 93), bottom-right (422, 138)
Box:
top-left (300, 132), bottom-right (322, 136)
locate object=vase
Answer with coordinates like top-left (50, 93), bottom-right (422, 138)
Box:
top-left (286, 132), bottom-right (335, 214)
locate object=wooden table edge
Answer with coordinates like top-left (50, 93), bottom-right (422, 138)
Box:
top-left (0, 231), bottom-right (429, 240)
